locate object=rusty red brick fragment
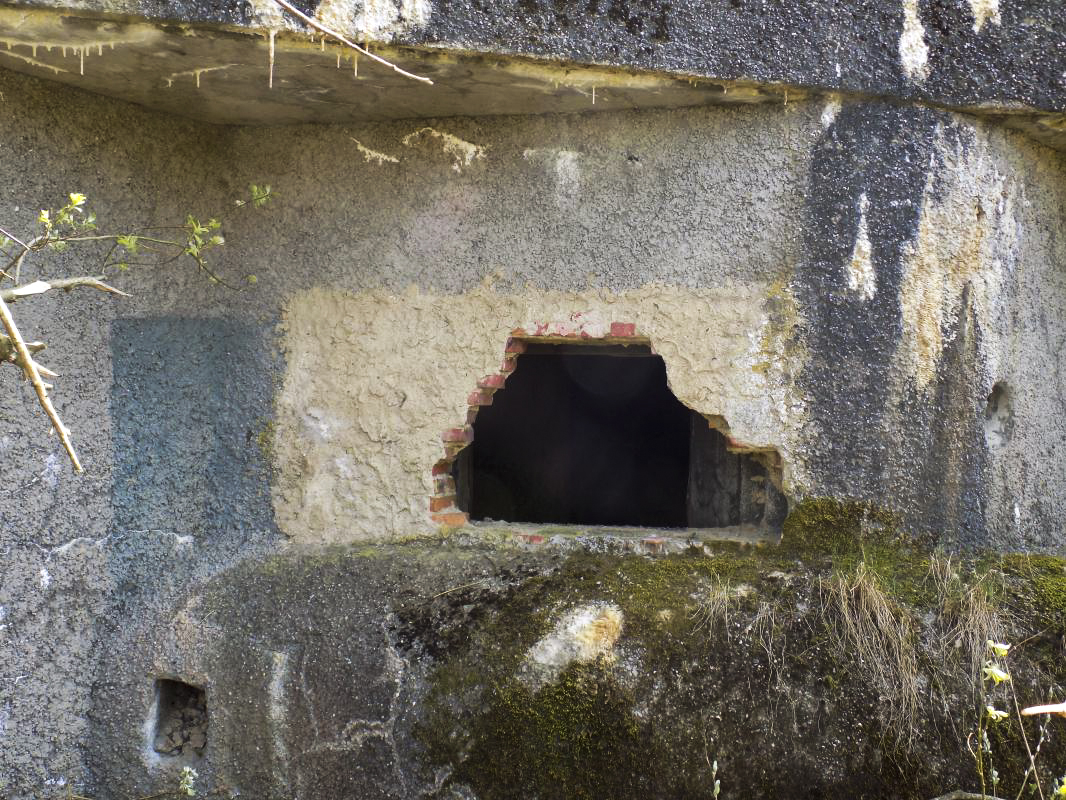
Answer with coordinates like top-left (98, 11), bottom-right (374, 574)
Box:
top-left (430, 495), bottom-right (456, 512)
top-left (441, 426), bottom-right (474, 443)
top-left (432, 511), bottom-right (469, 527)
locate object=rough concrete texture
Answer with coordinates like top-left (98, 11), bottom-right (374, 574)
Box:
top-left (274, 284), bottom-right (796, 541)
top-left (0, 26), bottom-right (1064, 796)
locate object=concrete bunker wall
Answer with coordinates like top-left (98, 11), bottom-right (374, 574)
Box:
top-left (0, 64), bottom-right (1065, 796)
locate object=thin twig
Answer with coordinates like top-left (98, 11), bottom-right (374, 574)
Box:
top-left (1, 275), bottom-right (128, 302)
top-left (0, 294), bottom-right (81, 471)
top-left (0, 225), bottom-right (28, 250)
top-left (8, 235), bottom-right (44, 283)
top-left (1010, 678), bottom-right (1047, 800)
top-left (427, 578), bottom-right (489, 601)
top-left (270, 0), bottom-right (433, 84)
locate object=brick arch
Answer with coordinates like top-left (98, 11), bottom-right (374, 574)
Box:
top-left (429, 320), bottom-right (643, 528)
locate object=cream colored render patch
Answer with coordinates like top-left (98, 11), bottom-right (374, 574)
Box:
top-left (273, 284), bottom-right (800, 542)
top-left (898, 123), bottom-right (1019, 389)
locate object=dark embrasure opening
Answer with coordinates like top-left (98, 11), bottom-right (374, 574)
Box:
top-left (453, 344), bottom-right (785, 531)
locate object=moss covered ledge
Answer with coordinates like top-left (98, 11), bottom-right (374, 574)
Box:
top-left (404, 500), bottom-right (1066, 800)
top-left (157, 500), bottom-right (1066, 800)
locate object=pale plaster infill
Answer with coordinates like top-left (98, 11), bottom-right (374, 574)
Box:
top-left (272, 283), bottom-right (804, 543)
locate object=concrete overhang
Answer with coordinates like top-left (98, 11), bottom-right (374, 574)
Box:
top-left (0, 0), bottom-right (1060, 150)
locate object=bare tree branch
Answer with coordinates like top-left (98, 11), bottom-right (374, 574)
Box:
top-left (0, 295), bottom-right (81, 471)
top-left (270, 0), bottom-right (433, 85)
top-left (1, 275), bottom-right (129, 302)
top-left (0, 333), bottom-right (45, 363)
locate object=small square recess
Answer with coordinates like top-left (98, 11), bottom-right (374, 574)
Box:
top-left (152, 679), bottom-right (208, 757)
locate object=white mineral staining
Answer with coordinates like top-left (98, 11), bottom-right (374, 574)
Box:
top-left (899, 0), bottom-right (930, 82)
top-left (312, 0), bottom-right (430, 43)
top-left (969, 0), bottom-right (1001, 33)
top-left (523, 148), bottom-right (581, 207)
top-left (897, 127), bottom-right (1017, 390)
top-left (520, 603), bottom-right (623, 689)
top-left (820, 95), bottom-right (842, 129)
top-left (846, 194), bottom-right (877, 301)
top-left (247, 0), bottom-right (287, 28)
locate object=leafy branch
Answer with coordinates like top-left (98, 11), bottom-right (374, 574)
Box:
top-left (0, 185), bottom-right (273, 472)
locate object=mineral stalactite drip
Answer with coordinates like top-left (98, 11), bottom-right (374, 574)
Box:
top-left (268, 28), bottom-right (276, 88)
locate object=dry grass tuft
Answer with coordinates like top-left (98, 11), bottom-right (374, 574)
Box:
top-left (929, 552), bottom-right (1005, 682)
top-left (821, 562), bottom-right (922, 744)
top-left (689, 578), bottom-right (735, 636)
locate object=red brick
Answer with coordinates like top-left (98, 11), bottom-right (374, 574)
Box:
top-left (430, 495), bottom-right (456, 512)
top-left (478, 374), bottom-right (506, 390)
top-left (610, 322), bottom-right (637, 338)
top-left (468, 390), bottom-right (494, 406)
top-left (432, 511), bottom-right (469, 527)
top-left (505, 338), bottom-right (527, 354)
top-left (441, 426), bottom-right (474, 443)
top-left (434, 475), bottom-right (455, 494)
top-left (431, 460), bottom-right (452, 476)
top-left (499, 359), bottom-right (517, 375)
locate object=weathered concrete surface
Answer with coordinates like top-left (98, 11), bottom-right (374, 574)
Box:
top-left (0, 29), bottom-right (1064, 797)
top-left (80, 533), bottom-right (1066, 799)
top-left (2, 0), bottom-right (1063, 113)
top-left (0, 1), bottom-right (1060, 152)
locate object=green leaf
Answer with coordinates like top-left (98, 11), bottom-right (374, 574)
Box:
top-left (116, 234), bottom-right (140, 255)
top-left (250, 183), bottom-right (273, 208)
